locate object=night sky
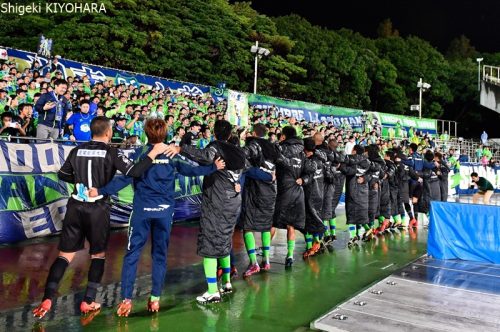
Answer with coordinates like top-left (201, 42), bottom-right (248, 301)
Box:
top-left (244, 0), bottom-right (500, 53)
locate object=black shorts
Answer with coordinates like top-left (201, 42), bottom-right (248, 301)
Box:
top-left (58, 198), bottom-right (111, 255)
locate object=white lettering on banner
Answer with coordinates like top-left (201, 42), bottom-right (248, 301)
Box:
top-left (20, 199), bottom-right (67, 239)
top-left (155, 82), bottom-right (165, 90)
top-left (77, 149), bottom-right (107, 157)
top-left (177, 85), bottom-right (203, 96)
top-left (70, 66), bottom-right (106, 82)
top-left (7, 143), bottom-right (33, 172)
top-left (36, 143), bottom-right (60, 173)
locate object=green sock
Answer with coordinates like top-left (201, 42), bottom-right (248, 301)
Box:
top-left (323, 220), bottom-right (331, 236)
top-left (363, 224), bottom-right (370, 231)
top-left (287, 240), bottom-right (295, 258)
top-left (244, 232), bottom-right (257, 264)
top-left (150, 295), bottom-right (160, 301)
top-left (203, 257), bottom-right (218, 294)
top-left (393, 214), bottom-right (401, 224)
top-left (378, 216), bottom-right (385, 227)
top-left (218, 255), bottom-right (231, 283)
top-left (261, 231), bottom-right (271, 263)
top-left (329, 218), bottom-right (336, 236)
top-left (401, 215), bottom-right (408, 226)
top-left (348, 225), bottom-right (356, 238)
top-left (305, 233), bottom-right (313, 249)
top-left (313, 234), bottom-right (320, 243)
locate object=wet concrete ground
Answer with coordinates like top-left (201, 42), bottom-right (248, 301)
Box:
top-left (0, 209), bottom-right (428, 332)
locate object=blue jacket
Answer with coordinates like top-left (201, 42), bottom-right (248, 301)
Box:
top-left (403, 152), bottom-right (435, 172)
top-left (98, 146), bottom-right (218, 217)
top-left (35, 92), bottom-right (71, 129)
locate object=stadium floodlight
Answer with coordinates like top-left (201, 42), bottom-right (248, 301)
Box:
top-left (417, 78), bottom-right (431, 119)
top-left (476, 58), bottom-right (484, 91)
top-left (250, 41), bottom-right (271, 94)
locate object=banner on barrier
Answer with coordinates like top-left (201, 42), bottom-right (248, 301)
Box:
top-left (5, 47), bottom-right (210, 95)
top-left (366, 112), bottom-right (438, 137)
top-left (248, 94), bottom-right (364, 128)
top-left (227, 90), bottom-right (249, 127)
top-left (0, 141), bottom-right (204, 244)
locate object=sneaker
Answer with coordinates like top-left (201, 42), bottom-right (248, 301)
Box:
top-left (261, 261), bottom-right (271, 271)
top-left (196, 291), bottom-right (221, 304)
top-left (80, 301), bottom-right (101, 315)
top-left (243, 263), bottom-right (261, 278)
top-left (147, 298), bottom-right (160, 313)
top-left (362, 229), bottom-right (374, 242)
top-left (303, 242), bottom-right (321, 258)
top-left (33, 299), bottom-right (52, 319)
top-left (323, 235), bottom-right (332, 244)
top-left (409, 218), bottom-right (418, 228)
top-left (348, 235), bottom-right (360, 248)
top-left (302, 248), bottom-right (314, 259)
top-left (230, 266), bottom-right (239, 279)
top-left (80, 307), bottom-right (101, 326)
top-left (117, 299), bottom-right (132, 317)
top-left (220, 283), bottom-right (233, 295)
top-left (331, 235), bottom-right (337, 241)
top-left (285, 257), bottom-right (294, 268)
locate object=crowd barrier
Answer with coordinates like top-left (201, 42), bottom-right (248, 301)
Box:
top-left (0, 140), bottom-right (203, 244)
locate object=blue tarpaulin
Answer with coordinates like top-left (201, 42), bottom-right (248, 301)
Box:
top-left (428, 201), bottom-right (500, 263)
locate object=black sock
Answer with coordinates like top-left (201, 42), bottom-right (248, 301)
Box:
top-left (43, 256), bottom-right (69, 301)
top-left (84, 258), bottom-right (105, 304)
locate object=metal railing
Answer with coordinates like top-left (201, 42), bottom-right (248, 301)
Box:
top-left (483, 65), bottom-right (500, 86)
top-left (0, 135), bottom-right (141, 148)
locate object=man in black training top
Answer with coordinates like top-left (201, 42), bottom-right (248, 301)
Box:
top-left (471, 172), bottom-right (495, 205)
top-left (33, 116), bottom-right (170, 319)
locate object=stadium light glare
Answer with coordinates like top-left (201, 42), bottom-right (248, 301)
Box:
top-left (251, 41), bottom-right (270, 94)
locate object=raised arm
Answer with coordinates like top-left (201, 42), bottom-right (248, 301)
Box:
top-left (173, 155), bottom-right (224, 177)
top-left (180, 144), bottom-right (218, 165)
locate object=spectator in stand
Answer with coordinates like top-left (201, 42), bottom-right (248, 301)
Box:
top-left (344, 135), bottom-right (356, 155)
top-left (181, 120), bottom-right (201, 147)
top-left (481, 131), bottom-right (488, 145)
top-left (35, 79), bottom-right (70, 139)
top-left (126, 110), bottom-right (145, 143)
top-left (482, 146), bottom-right (492, 169)
top-left (66, 101), bottom-right (95, 142)
top-left (49, 56), bottom-right (64, 74)
top-left (111, 115), bottom-right (130, 144)
top-left (172, 126), bottom-right (185, 146)
top-left (0, 88), bottom-right (11, 113)
top-left (0, 111), bottom-right (25, 138)
top-left (198, 125), bottom-right (212, 149)
top-left (16, 103), bottom-right (35, 139)
top-left (165, 115), bottom-right (175, 142)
